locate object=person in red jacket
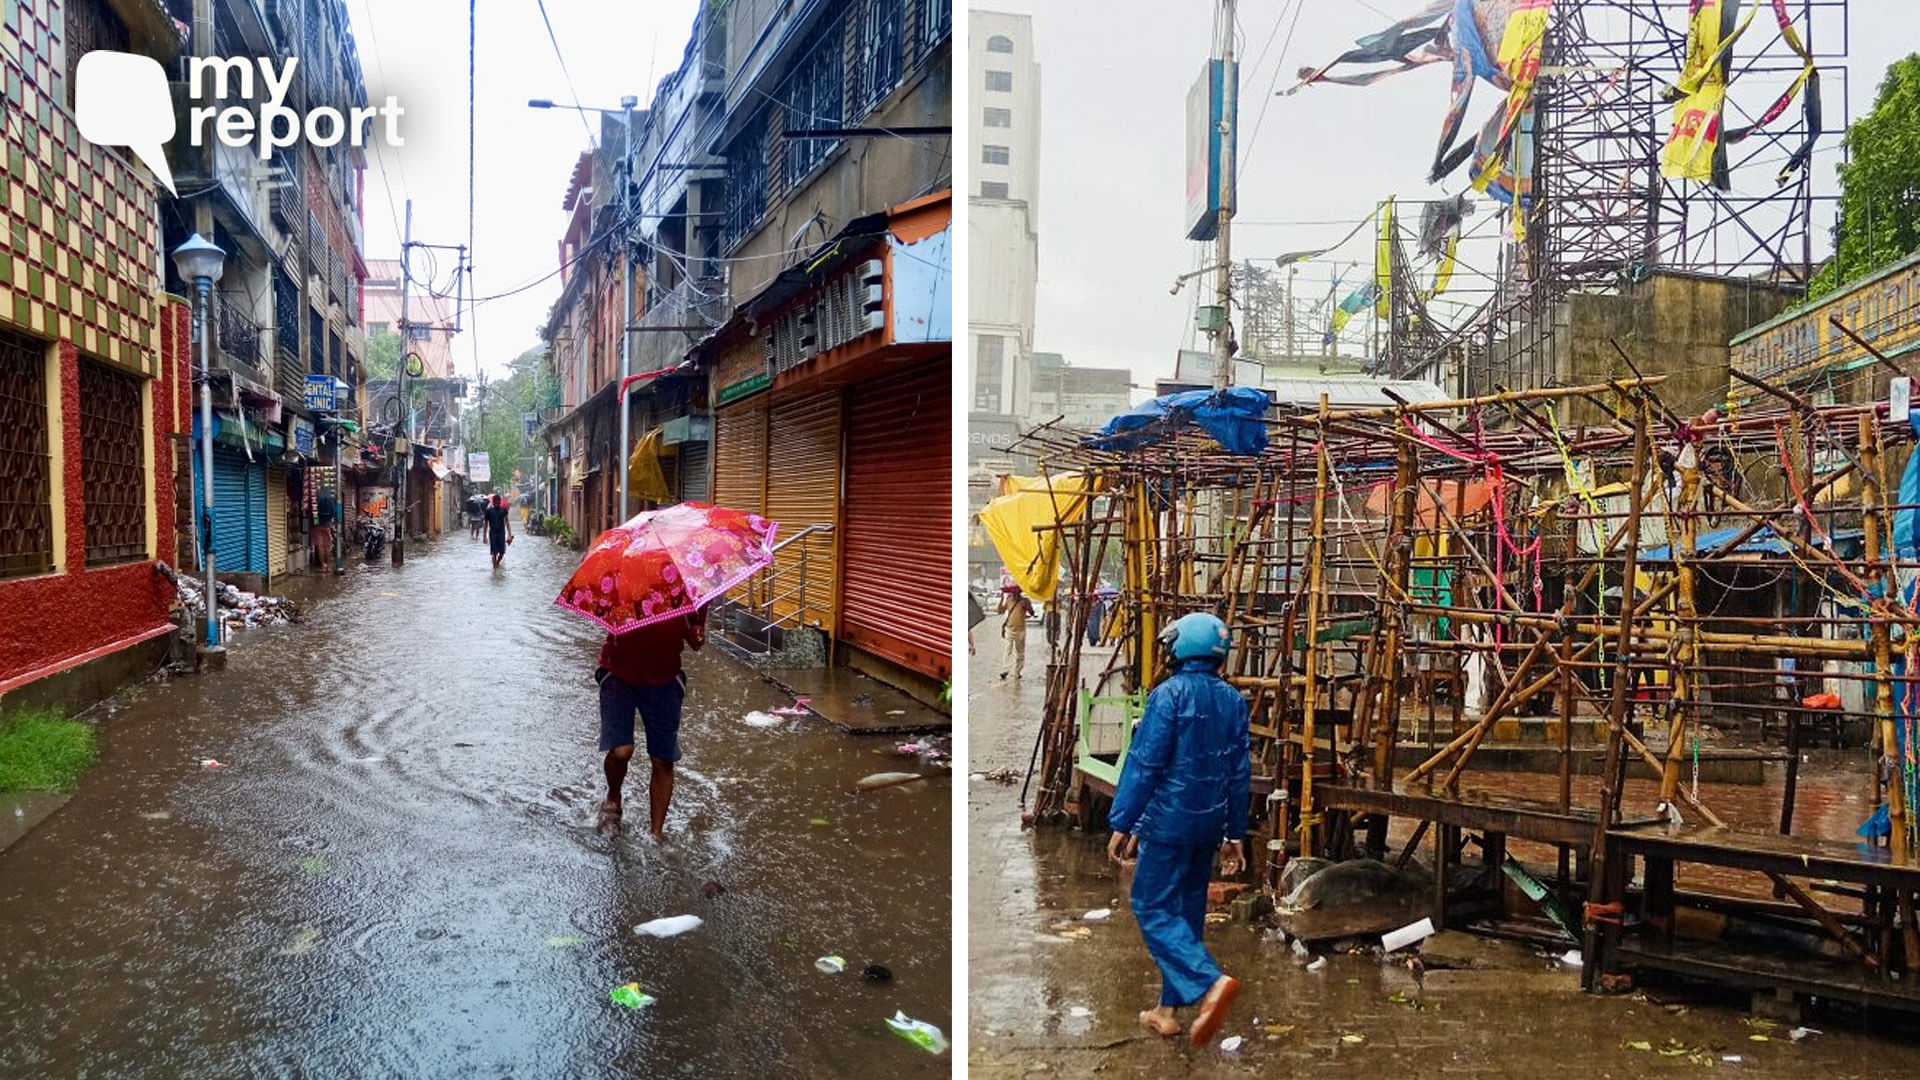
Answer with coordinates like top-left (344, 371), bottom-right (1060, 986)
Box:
top-left (595, 608), bottom-right (706, 840)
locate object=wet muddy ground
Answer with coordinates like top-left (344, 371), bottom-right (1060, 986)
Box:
top-left (0, 535), bottom-right (950, 1077)
top-left (968, 628), bottom-right (1920, 1078)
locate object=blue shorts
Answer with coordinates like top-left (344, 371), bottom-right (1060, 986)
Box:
top-left (598, 672), bottom-right (686, 761)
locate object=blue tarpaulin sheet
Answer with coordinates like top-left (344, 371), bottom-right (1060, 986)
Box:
top-left (1640, 525), bottom-right (1863, 563)
top-left (1084, 386), bottom-right (1271, 456)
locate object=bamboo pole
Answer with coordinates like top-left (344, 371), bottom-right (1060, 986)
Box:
top-left (1298, 397), bottom-right (1332, 856)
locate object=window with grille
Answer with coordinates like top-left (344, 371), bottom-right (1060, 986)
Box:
top-left (854, 0), bottom-right (903, 115)
top-left (980, 181), bottom-right (1009, 199)
top-left (982, 144), bottom-right (1009, 165)
top-left (914, 0), bottom-right (950, 60)
top-left (78, 359), bottom-right (146, 567)
top-left (987, 34), bottom-right (1014, 53)
top-left (780, 14), bottom-right (844, 189)
top-left (62, 0), bottom-right (130, 109)
top-left (0, 329), bottom-right (54, 578)
top-left (722, 109), bottom-right (770, 251)
top-left (309, 309), bottom-right (324, 375)
top-left (985, 70), bottom-right (1012, 92)
top-left (983, 107), bottom-right (1011, 128)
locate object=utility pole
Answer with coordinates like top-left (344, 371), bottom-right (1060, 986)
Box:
top-left (617, 96), bottom-right (638, 523)
top-left (1210, 0), bottom-right (1237, 391)
top-left (394, 199), bottom-right (412, 566)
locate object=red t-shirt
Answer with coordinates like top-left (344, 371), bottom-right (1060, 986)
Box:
top-left (599, 614), bottom-right (703, 687)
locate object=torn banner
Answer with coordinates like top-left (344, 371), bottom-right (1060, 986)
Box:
top-left (1662, 0), bottom-right (1752, 188)
top-left (980, 473), bottom-right (1097, 602)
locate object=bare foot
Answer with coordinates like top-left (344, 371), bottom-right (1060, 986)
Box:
top-left (649, 829), bottom-right (668, 844)
top-left (596, 800), bottom-right (623, 836)
top-left (1139, 1008), bottom-right (1181, 1038)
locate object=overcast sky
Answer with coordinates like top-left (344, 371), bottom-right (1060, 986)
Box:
top-left (346, 0), bottom-right (701, 382)
top-left (979, 0), bottom-right (1920, 395)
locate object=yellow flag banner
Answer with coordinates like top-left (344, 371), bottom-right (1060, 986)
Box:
top-left (1662, 0), bottom-right (1755, 186)
top-left (1428, 233), bottom-right (1459, 301)
top-left (1375, 197), bottom-right (1396, 318)
top-left (980, 472), bottom-right (1098, 601)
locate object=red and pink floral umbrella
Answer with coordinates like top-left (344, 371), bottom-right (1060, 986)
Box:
top-left (553, 502), bottom-right (779, 635)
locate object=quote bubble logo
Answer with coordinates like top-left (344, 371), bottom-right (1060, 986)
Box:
top-left (74, 51), bottom-right (177, 195)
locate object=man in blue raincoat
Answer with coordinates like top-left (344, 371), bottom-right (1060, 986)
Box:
top-left (1107, 612), bottom-right (1250, 1046)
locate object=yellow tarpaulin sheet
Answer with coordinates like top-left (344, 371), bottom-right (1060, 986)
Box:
top-left (627, 427), bottom-right (673, 503)
top-left (980, 472), bottom-right (1097, 601)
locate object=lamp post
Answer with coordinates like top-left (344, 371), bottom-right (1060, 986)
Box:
top-left (530, 95), bottom-right (640, 522)
top-left (172, 233), bottom-right (227, 652)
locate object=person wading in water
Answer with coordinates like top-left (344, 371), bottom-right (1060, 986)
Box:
top-left (594, 609), bottom-right (705, 840)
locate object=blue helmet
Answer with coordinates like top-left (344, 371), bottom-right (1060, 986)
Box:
top-left (1162, 612), bottom-right (1229, 663)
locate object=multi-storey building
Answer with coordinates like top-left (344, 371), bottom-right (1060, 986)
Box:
top-left (155, 0), bottom-right (370, 586)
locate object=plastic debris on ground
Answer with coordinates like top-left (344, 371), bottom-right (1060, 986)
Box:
top-left (770, 698), bottom-right (813, 717)
top-left (1290, 939), bottom-right (1312, 959)
top-left (1067, 1006), bottom-right (1092, 1019)
top-left (544, 936), bottom-right (583, 948)
top-left (1559, 949), bottom-right (1583, 967)
top-left (1081, 908), bottom-right (1112, 922)
top-left (862, 964), bottom-right (892, 981)
top-left (893, 735), bottom-right (951, 765)
top-left (1305, 957), bottom-right (1327, 973)
top-left (609, 983), bottom-right (655, 1009)
top-left (1220, 1035), bottom-right (1244, 1053)
top-left (1380, 916), bottom-right (1436, 953)
top-left (1789, 1026), bottom-right (1822, 1042)
top-left (741, 711), bottom-right (784, 728)
top-left (884, 1011), bottom-right (949, 1054)
top-left (201, 759), bottom-right (226, 770)
top-left (856, 771), bottom-right (924, 791)
top-left (809, 817), bottom-right (832, 827)
top-left (633, 914), bottom-right (703, 938)
top-left (815, 955), bottom-right (846, 974)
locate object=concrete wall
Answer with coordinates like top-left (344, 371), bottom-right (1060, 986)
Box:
top-left (1, 299), bottom-right (192, 696)
top-left (1492, 273), bottom-right (1800, 425)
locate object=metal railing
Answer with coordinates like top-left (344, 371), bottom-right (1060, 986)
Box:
top-left (740, 524), bottom-right (834, 631)
top-left (216, 295), bottom-right (264, 372)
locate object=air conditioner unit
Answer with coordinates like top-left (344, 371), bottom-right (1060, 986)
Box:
top-left (858, 259), bottom-right (885, 333)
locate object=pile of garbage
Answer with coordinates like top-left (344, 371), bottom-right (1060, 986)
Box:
top-left (171, 573), bottom-right (300, 631)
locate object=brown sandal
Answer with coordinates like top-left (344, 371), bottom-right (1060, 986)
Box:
top-left (596, 800), bottom-right (623, 836)
top-left (1188, 975), bottom-right (1240, 1047)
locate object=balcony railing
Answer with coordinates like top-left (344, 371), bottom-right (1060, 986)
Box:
top-left (217, 296), bottom-right (264, 371)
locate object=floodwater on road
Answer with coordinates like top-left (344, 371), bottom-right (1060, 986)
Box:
top-left (968, 628), bottom-right (1920, 1079)
top-left (0, 534), bottom-right (950, 1078)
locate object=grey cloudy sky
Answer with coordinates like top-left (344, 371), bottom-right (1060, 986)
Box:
top-left (346, 0), bottom-right (702, 382)
top-left (983, 0), bottom-right (1920, 394)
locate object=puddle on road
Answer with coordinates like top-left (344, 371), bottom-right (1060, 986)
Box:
top-left (0, 537), bottom-right (950, 1077)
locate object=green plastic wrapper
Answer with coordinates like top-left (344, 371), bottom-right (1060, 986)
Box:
top-left (884, 1011), bottom-right (948, 1054)
top-left (609, 983), bottom-right (655, 1009)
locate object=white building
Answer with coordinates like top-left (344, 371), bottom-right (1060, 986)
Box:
top-left (967, 9), bottom-right (1042, 424)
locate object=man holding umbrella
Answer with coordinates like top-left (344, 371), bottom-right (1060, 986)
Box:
top-left (596, 608), bottom-right (705, 839)
top-left (553, 502), bottom-right (780, 842)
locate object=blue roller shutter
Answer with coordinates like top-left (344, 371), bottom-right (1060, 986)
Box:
top-left (197, 448), bottom-right (268, 574)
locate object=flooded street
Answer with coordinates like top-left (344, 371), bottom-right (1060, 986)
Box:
top-left (968, 628), bottom-right (1920, 1079)
top-left (0, 536), bottom-right (950, 1078)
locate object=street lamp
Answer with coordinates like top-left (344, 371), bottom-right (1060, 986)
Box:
top-left (171, 233), bottom-right (227, 653)
top-left (530, 94), bottom-right (641, 523)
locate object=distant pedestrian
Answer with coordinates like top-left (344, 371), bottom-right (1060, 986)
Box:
top-left (313, 488), bottom-right (339, 573)
top-left (483, 494), bottom-right (514, 568)
top-left (1108, 612), bottom-right (1249, 1047)
top-left (466, 493), bottom-right (486, 539)
top-left (594, 608), bottom-right (706, 840)
top-left (998, 586), bottom-right (1032, 680)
